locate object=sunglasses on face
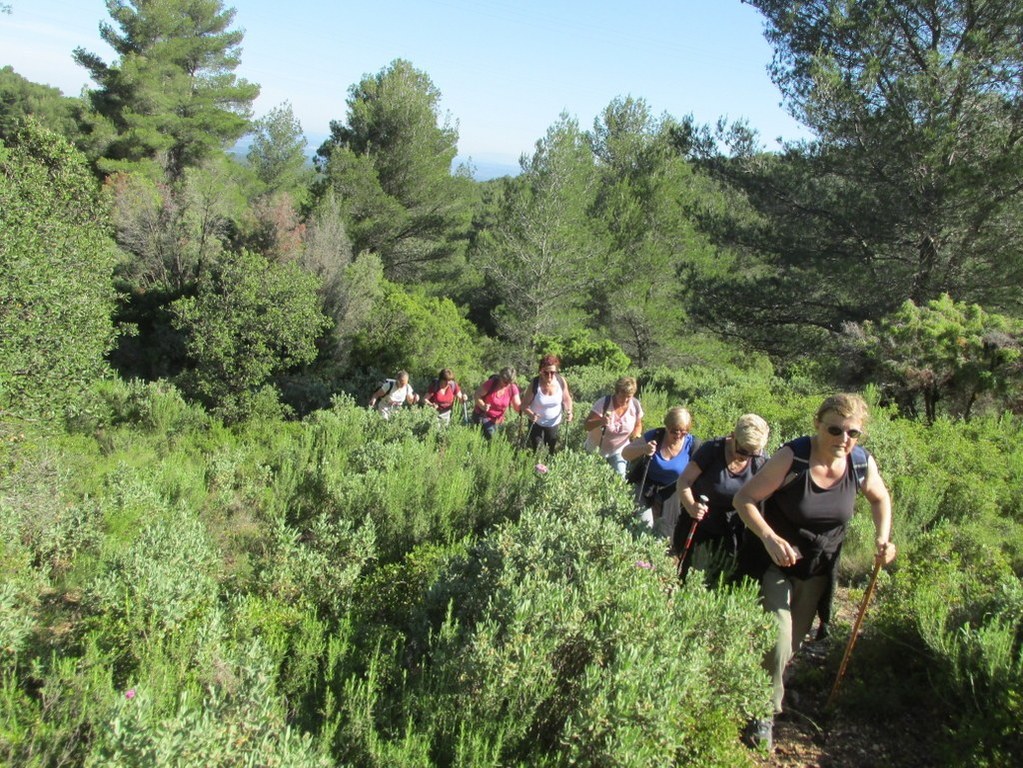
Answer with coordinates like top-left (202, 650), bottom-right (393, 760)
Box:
top-left (668, 427), bottom-right (689, 435)
top-left (541, 369), bottom-right (558, 375)
top-left (734, 444), bottom-right (760, 457)
top-left (825, 425), bottom-right (862, 439)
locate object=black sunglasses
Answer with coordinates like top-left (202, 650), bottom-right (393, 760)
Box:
top-left (825, 425), bottom-right (862, 439)
top-left (734, 444), bottom-right (759, 457)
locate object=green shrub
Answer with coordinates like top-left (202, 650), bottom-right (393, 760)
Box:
top-left (398, 451), bottom-right (770, 766)
top-left (89, 507), bottom-right (220, 658)
top-left (85, 641), bottom-right (329, 768)
top-left (868, 521), bottom-right (1023, 764)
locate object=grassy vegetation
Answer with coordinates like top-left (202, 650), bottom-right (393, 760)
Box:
top-left (1, 370), bottom-right (1021, 766)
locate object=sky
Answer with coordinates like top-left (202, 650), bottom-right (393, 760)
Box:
top-left (0, 0), bottom-right (809, 172)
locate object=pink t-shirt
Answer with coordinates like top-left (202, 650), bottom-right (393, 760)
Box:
top-left (584, 396), bottom-right (643, 456)
top-left (480, 379), bottom-right (520, 423)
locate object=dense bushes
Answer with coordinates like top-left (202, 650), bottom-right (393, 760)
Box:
top-left (2, 375), bottom-right (1022, 765)
top-left (0, 122), bottom-right (119, 421)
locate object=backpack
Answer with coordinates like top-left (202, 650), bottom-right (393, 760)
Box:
top-left (377, 378), bottom-right (396, 398)
top-left (782, 436), bottom-right (869, 491)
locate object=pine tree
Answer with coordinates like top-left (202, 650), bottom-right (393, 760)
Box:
top-left (74, 0), bottom-right (259, 180)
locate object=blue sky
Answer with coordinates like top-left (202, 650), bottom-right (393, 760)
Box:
top-left (1, 0), bottom-right (808, 168)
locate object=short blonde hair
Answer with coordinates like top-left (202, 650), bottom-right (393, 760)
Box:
top-left (734, 413), bottom-right (769, 452)
top-left (815, 393), bottom-right (869, 429)
top-left (664, 407), bottom-right (692, 431)
top-left (614, 376), bottom-right (637, 396)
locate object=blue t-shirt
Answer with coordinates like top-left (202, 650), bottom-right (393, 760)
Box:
top-left (642, 428), bottom-right (697, 487)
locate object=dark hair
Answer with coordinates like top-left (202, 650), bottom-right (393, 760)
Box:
top-left (438, 368), bottom-right (454, 381)
top-left (539, 354), bottom-right (560, 371)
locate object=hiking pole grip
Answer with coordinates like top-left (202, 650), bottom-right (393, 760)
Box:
top-left (826, 554), bottom-right (884, 709)
top-left (680, 495), bottom-right (707, 562)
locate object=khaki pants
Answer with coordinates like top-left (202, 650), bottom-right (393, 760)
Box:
top-left (760, 565), bottom-right (828, 714)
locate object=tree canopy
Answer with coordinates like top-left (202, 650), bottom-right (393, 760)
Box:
top-left (74, 0), bottom-right (259, 180)
top-left (688, 0), bottom-right (1023, 361)
top-left (315, 59), bottom-right (473, 280)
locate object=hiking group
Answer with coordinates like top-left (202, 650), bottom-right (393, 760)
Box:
top-left (369, 363), bottom-right (896, 754)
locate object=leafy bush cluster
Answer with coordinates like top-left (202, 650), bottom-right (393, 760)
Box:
top-left (2, 373), bottom-right (1023, 766)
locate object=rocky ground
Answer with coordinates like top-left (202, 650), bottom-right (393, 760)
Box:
top-left (751, 587), bottom-right (938, 768)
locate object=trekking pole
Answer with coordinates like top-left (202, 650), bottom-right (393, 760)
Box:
top-left (634, 451), bottom-right (652, 512)
top-left (678, 495), bottom-right (708, 574)
top-left (825, 554), bottom-right (884, 709)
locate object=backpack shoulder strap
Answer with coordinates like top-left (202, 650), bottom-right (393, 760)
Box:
top-left (779, 436), bottom-right (812, 490)
top-left (851, 445), bottom-right (870, 491)
top-left (780, 436), bottom-right (869, 491)
top-left (601, 395), bottom-right (612, 415)
top-left (382, 378), bottom-right (395, 396)
top-left (530, 375), bottom-right (540, 395)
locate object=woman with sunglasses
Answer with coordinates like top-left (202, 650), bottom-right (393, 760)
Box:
top-left (521, 354), bottom-right (574, 452)
top-left (674, 413), bottom-right (770, 579)
top-left (621, 407), bottom-right (699, 540)
top-left (732, 394), bottom-right (895, 751)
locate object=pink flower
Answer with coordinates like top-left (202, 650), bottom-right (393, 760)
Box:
top-left (635, 560), bottom-right (653, 570)
top-left (124, 689), bottom-right (136, 700)
top-left (534, 463), bottom-right (549, 475)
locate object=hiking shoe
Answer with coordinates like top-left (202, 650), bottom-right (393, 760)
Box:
top-left (815, 620), bottom-right (830, 641)
top-left (742, 717), bottom-right (773, 752)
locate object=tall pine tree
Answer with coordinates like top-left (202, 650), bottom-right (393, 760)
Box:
top-left (316, 59), bottom-right (473, 281)
top-left (75, 0), bottom-right (259, 180)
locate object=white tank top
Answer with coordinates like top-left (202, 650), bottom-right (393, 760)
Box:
top-left (533, 379), bottom-right (564, 427)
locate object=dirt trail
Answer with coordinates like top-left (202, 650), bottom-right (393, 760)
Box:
top-left (751, 587), bottom-right (936, 768)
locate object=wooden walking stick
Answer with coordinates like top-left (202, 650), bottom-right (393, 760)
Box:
top-left (826, 554), bottom-right (884, 709)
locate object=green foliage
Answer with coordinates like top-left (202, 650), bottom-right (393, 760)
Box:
top-left (689, 0), bottom-right (1023, 361)
top-left (247, 101), bottom-right (311, 202)
top-left (6, 330), bottom-right (1023, 766)
top-left (0, 121), bottom-right (119, 421)
top-left (89, 497), bottom-right (220, 656)
top-left (874, 522), bottom-right (1023, 765)
top-left (852, 294), bottom-right (1022, 422)
top-left (0, 65), bottom-right (82, 144)
top-left (172, 249), bottom-right (329, 422)
top-left (75, 0), bottom-right (260, 180)
top-left (479, 113), bottom-right (598, 353)
top-left (587, 97), bottom-right (713, 367)
top-left (534, 328), bottom-right (631, 372)
top-left (316, 59), bottom-right (472, 281)
top-left (346, 281), bottom-right (483, 389)
top-left (85, 642), bottom-right (330, 767)
top-left (405, 450), bottom-right (771, 766)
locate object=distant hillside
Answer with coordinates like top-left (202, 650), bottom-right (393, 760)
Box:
top-left (456, 156), bottom-right (520, 181)
top-left (231, 135), bottom-right (519, 181)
